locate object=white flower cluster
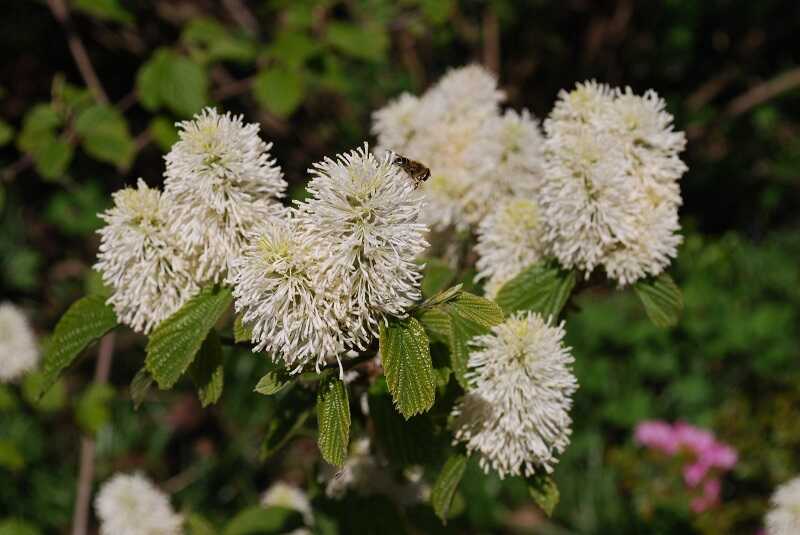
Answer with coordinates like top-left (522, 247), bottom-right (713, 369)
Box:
top-left (94, 473), bottom-right (182, 535)
top-left (230, 144), bottom-right (428, 372)
top-left (0, 302), bottom-right (39, 382)
top-left (95, 109), bottom-right (285, 334)
top-left (372, 65), bottom-right (546, 230)
top-left (540, 81), bottom-right (686, 285)
top-left (95, 180), bottom-right (200, 334)
top-left (261, 481), bottom-right (314, 526)
top-left (451, 312), bottom-right (577, 478)
top-left (766, 476), bottom-right (800, 535)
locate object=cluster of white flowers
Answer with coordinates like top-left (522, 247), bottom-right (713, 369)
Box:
top-left (261, 481), bottom-right (314, 526)
top-left (231, 144), bottom-right (428, 372)
top-left (95, 180), bottom-right (199, 334)
top-left (766, 476), bottom-right (800, 535)
top-left (0, 302), bottom-right (39, 382)
top-left (94, 473), bottom-right (182, 535)
top-left (451, 312), bottom-right (577, 478)
top-left (540, 81), bottom-right (686, 285)
top-left (372, 65), bottom-right (546, 230)
top-left (164, 108), bottom-right (287, 283)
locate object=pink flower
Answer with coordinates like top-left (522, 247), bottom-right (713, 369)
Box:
top-left (635, 421), bottom-right (680, 454)
top-left (690, 478), bottom-right (720, 513)
top-left (684, 460), bottom-right (710, 488)
top-left (673, 422), bottom-right (715, 453)
top-left (703, 443), bottom-right (738, 470)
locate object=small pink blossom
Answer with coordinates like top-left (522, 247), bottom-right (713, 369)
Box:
top-left (634, 420), bottom-right (680, 454)
top-left (690, 478), bottom-right (721, 513)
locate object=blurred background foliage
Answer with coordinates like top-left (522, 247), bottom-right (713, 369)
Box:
top-left (0, 0), bottom-right (798, 533)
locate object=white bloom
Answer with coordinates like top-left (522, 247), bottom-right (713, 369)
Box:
top-left (540, 82), bottom-right (686, 285)
top-left (94, 180), bottom-right (199, 334)
top-left (261, 482), bottom-right (313, 526)
top-left (0, 302), bottom-right (38, 382)
top-left (373, 65), bottom-right (517, 230)
top-left (94, 473), bottom-right (182, 535)
top-left (295, 144), bottom-right (428, 347)
top-left (451, 312), bottom-right (577, 479)
top-left (767, 476), bottom-right (800, 535)
top-left (229, 214), bottom-right (347, 373)
top-left (164, 107), bottom-right (287, 283)
top-left (475, 197), bottom-right (547, 298)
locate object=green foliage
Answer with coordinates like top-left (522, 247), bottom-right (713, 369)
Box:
top-left (72, 0), bottom-right (133, 24)
top-left (253, 365), bottom-right (291, 396)
top-left (74, 104), bottom-right (135, 167)
top-left (431, 454), bottom-right (467, 523)
top-left (223, 506), bottom-right (303, 535)
top-left (325, 22), bottom-right (388, 62)
top-left (75, 383), bottom-right (114, 434)
top-left (527, 473), bottom-right (560, 517)
top-left (420, 259), bottom-right (456, 299)
top-left (145, 286), bottom-right (232, 389)
top-left (137, 49), bottom-right (208, 118)
top-left (0, 519), bottom-right (40, 535)
top-left (188, 331), bottom-right (225, 407)
top-left (260, 387), bottom-right (314, 461)
top-left (634, 272), bottom-right (684, 328)
top-left (252, 67), bottom-right (305, 117)
top-left (38, 295), bottom-right (117, 397)
top-left (129, 367), bottom-right (153, 409)
top-left (0, 120), bottom-right (14, 146)
top-left (495, 262), bottom-right (576, 320)
top-left (316, 376), bottom-right (351, 466)
top-left (233, 314), bottom-right (254, 344)
top-left (17, 104), bottom-right (73, 180)
top-left (182, 18), bottom-right (257, 64)
top-left (380, 316), bottom-right (435, 419)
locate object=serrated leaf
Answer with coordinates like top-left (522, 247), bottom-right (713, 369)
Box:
top-left (635, 272), bottom-right (683, 327)
top-left (495, 262), bottom-right (576, 320)
top-left (448, 291), bottom-right (504, 327)
top-left (379, 317), bottom-right (435, 419)
top-left (145, 287), bottom-right (232, 389)
top-left (188, 330), bottom-right (225, 407)
top-left (39, 295), bottom-right (117, 397)
top-left (75, 104), bottom-right (135, 167)
top-left (416, 307), bottom-right (451, 344)
top-left (223, 506), bottom-right (302, 535)
top-left (130, 367), bottom-right (153, 409)
top-left (317, 377), bottom-right (350, 466)
top-left (418, 283), bottom-right (463, 311)
top-left (444, 291), bottom-right (504, 388)
top-left (233, 314), bottom-right (253, 343)
top-left (527, 473), bottom-right (559, 516)
top-left (431, 454), bottom-right (468, 524)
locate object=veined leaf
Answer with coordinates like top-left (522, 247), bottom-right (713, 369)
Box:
top-left (431, 454), bottom-right (468, 524)
top-left (444, 291), bottom-right (504, 388)
top-left (527, 473), bottom-right (560, 517)
top-left (39, 295), bottom-right (117, 396)
top-left (635, 272), bottom-right (683, 327)
top-left (130, 367), bottom-right (153, 409)
top-left (495, 262), bottom-right (576, 320)
top-left (254, 363), bottom-right (291, 396)
top-left (188, 330), bottom-right (225, 407)
top-left (233, 313), bottom-right (253, 344)
top-left (416, 307), bottom-right (451, 344)
top-left (146, 287), bottom-right (232, 389)
top-left (380, 316), bottom-right (435, 419)
top-left (223, 506), bottom-right (302, 535)
top-left (316, 377), bottom-right (350, 466)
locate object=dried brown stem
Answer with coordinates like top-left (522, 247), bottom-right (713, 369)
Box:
top-left (71, 332), bottom-right (116, 535)
top-left (726, 67), bottom-right (800, 117)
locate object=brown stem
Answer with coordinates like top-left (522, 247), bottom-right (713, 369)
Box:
top-left (222, 0), bottom-right (259, 34)
top-left (726, 67), bottom-right (800, 117)
top-left (482, 7), bottom-right (500, 74)
top-left (71, 332), bottom-right (116, 535)
top-left (47, 0), bottom-right (109, 104)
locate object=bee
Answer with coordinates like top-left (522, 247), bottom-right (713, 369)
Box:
top-left (392, 154), bottom-right (430, 188)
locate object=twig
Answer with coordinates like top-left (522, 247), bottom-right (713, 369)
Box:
top-left (726, 67), bottom-right (800, 117)
top-left (482, 7), bottom-right (500, 74)
top-left (222, 0), bottom-right (259, 34)
top-left (46, 0), bottom-right (109, 104)
top-left (71, 332), bottom-right (116, 535)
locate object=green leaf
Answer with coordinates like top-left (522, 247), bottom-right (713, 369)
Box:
top-left (635, 272), bottom-right (684, 327)
top-left (495, 262), bottom-right (576, 319)
top-left (316, 377), bottom-right (350, 466)
top-left (443, 292), bottom-right (504, 388)
top-left (0, 519), bottom-right (40, 535)
top-left (448, 292), bottom-right (504, 327)
top-left (421, 259), bottom-right (456, 298)
top-left (130, 367), bottom-right (153, 409)
top-left (233, 314), bottom-right (253, 343)
top-left (75, 383), bottom-right (115, 434)
top-left (22, 371), bottom-right (67, 412)
top-left (145, 287), bottom-right (232, 389)
top-left (252, 67), bottom-right (304, 117)
top-left (74, 104), bottom-right (135, 167)
top-left (260, 387), bottom-right (314, 461)
top-left (137, 49), bottom-right (208, 117)
top-left (265, 32), bottom-right (320, 69)
top-left (182, 18), bottom-right (257, 63)
top-left (379, 316), bottom-right (435, 419)
top-left (223, 506), bottom-right (302, 535)
top-left (418, 283), bottom-right (463, 310)
top-left (39, 295), bottom-right (117, 397)
top-left (72, 0), bottom-right (133, 24)
top-left (188, 330), bottom-right (225, 407)
top-left (149, 116), bottom-right (179, 151)
top-left (17, 104), bottom-right (61, 154)
top-left (254, 365), bottom-right (290, 396)
top-left (33, 138), bottom-right (73, 180)
top-left (527, 473), bottom-right (559, 517)
top-left (186, 513), bottom-right (217, 535)
top-left (431, 454), bottom-right (468, 524)
top-left (325, 22), bottom-right (388, 61)
top-left (0, 439), bottom-right (25, 471)
top-left (0, 119), bottom-right (14, 146)
top-left (417, 307), bottom-right (451, 344)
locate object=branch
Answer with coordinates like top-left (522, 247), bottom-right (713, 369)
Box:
top-left (726, 67), bottom-right (800, 117)
top-left (482, 7), bottom-right (500, 74)
top-left (47, 0), bottom-right (109, 104)
top-left (71, 332), bottom-right (116, 535)
top-left (222, 0), bottom-right (259, 34)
